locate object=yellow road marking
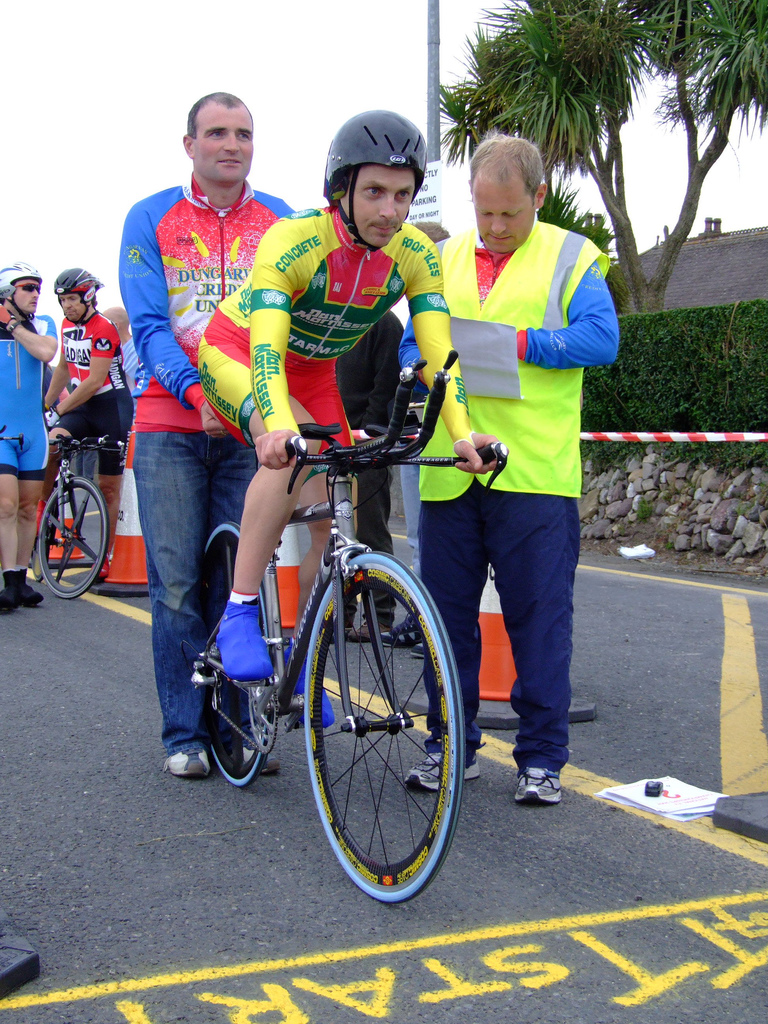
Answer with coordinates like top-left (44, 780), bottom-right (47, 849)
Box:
top-left (679, 915), bottom-right (768, 988)
top-left (577, 561), bottom-right (768, 598)
top-left (115, 1003), bottom-right (154, 1023)
top-left (293, 967), bottom-right (395, 1017)
top-left (2, 891), bottom-right (766, 1009)
top-left (418, 958), bottom-right (511, 1001)
top-left (568, 929), bottom-right (709, 1005)
top-left (720, 595), bottom-right (768, 794)
top-left (81, 591), bottom-right (151, 625)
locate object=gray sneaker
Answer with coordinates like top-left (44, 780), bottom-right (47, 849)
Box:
top-left (515, 767), bottom-right (561, 804)
top-left (163, 750), bottom-right (210, 778)
top-left (406, 753), bottom-right (479, 791)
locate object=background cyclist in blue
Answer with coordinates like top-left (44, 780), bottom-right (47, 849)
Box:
top-left (0, 263), bottom-right (57, 610)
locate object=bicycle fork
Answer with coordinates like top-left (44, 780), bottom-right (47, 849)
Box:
top-left (334, 547), bottom-right (415, 739)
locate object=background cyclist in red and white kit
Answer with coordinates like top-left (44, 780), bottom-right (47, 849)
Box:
top-left (42, 269), bottom-right (133, 577)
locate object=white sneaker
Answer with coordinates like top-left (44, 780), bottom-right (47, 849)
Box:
top-left (515, 767), bottom-right (561, 804)
top-left (163, 750), bottom-right (210, 778)
top-left (406, 753), bottom-right (479, 791)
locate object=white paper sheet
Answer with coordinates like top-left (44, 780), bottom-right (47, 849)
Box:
top-left (595, 777), bottom-right (725, 821)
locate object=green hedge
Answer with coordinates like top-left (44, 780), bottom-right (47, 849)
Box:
top-left (581, 300), bottom-right (768, 472)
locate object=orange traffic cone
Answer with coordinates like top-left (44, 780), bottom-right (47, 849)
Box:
top-left (276, 526), bottom-right (301, 628)
top-left (92, 432), bottom-right (148, 597)
top-left (478, 571), bottom-right (517, 701)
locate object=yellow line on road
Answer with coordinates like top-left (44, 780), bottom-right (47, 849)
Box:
top-left (81, 591), bottom-right (151, 625)
top-left (2, 891), bottom-right (765, 1009)
top-left (577, 562), bottom-right (768, 598)
top-left (720, 594), bottom-right (768, 795)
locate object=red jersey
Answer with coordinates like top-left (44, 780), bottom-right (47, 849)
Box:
top-left (61, 312), bottom-right (129, 395)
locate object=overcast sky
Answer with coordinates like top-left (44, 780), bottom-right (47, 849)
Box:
top-left (6, 0), bottom-right (768, 321)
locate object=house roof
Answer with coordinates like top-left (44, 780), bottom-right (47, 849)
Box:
top-left (639, 221), bottom-right (768, 310)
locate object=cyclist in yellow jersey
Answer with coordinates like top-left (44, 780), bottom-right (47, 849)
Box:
top-left (200, 110), bottom-right (498, 681)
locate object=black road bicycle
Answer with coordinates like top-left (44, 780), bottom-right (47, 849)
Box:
top-left (33, 435), bottom-right (122, 598)
top-left (194, 355), bottom-right (507, 902)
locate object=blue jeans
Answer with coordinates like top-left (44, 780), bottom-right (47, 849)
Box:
top-left (133, 431), bottom-right (255, 755)
top-left (419, 482), bottom-right (579, 772)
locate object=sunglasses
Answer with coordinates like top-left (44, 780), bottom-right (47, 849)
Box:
top-left (18, 283), bottom-right (41, 293)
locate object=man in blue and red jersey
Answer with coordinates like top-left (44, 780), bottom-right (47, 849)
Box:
top-left (119, 92), bottom-right (292, 779)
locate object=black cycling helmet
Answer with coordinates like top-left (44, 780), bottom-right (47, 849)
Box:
top-left (324, 110), bottom-right (427, 203)
top-left (54, 268), bottom-right (103, 306)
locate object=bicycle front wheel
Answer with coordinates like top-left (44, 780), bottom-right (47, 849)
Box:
top-left (201, 523), bottom-right (272, 787)
top-left (39, 477), bottom-right (109, 599)
top-left (304, 552), bottom-right (465, 902)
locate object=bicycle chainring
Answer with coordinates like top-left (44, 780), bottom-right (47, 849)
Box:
top-left (248, 687), bottom-right (278, 755)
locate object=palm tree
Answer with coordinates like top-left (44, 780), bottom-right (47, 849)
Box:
top-left (442, 1), bottom-right (768, 311)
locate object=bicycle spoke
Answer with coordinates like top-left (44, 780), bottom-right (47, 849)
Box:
top-left (39, 479), bottom-right (109, 599)
top-left (305, 553), bottom-right (464, 902)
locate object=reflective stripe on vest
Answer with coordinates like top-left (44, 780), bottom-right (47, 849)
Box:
top-left (419, 222), bottom-right (607, 500)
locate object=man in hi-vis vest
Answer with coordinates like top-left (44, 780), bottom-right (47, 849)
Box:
top-left (403, 133), bottom-right (619, 804)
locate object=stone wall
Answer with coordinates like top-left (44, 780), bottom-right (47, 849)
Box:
top-left (579, 449), bottom-right (768, 574)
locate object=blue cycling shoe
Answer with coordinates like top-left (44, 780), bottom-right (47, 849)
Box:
top-left (217, 601), bottom-right (273, 681)
top-left (293, 658), bottom-right (335, 728)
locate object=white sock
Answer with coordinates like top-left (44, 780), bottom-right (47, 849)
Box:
top-left (229, 590), bottom-right (259, 605)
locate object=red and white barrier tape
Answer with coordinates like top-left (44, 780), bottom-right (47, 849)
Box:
top-left (581, 431), bottom-right (768, 443)
top-left (354, 429), bottom-right (768, 443)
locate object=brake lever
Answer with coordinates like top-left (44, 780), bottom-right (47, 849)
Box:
top-left (285, 436), bottom-right (308, 494)
top-left (455, 441), bottom-right (509, 489)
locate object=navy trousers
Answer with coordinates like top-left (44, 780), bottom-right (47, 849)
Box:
top-left (419, 481), bottom-right (580, 772)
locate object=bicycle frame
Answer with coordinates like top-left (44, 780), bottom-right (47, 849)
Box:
top-left (34, 436), bottom-right (120, 598)
top-left (246, 470), bottom-right (366, 728)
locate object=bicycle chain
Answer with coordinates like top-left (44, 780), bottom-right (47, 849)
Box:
top-left (212, 685), bottom-right (277, 756)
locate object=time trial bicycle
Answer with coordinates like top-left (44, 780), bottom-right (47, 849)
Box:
top-left (193, 355), bottom-right (507, 902)
top-left (34, 435), bottom-right (122, 598)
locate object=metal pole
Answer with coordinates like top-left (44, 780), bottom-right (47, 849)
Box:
top-left (427, 0), bottom-right (440, 163)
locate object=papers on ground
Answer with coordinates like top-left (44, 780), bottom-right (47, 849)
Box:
top-left (595, 777), bottom-right (725, 821)
top-left (619, 544), bottom-right (656, 559)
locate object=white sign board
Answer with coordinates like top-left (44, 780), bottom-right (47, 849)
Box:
top-left (408, 160), bottom-right (442, 225)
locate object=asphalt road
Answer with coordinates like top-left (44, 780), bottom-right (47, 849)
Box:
top-left (1, 524), bottom-right (766, 1024)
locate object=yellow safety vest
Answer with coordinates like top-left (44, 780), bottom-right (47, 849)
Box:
top-left (420, 221), bottom-right (608, 500)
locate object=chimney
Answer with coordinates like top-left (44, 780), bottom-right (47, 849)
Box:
top-left (713, 218), bottom-right (722, 234)
top-left (704, 217), bottom-right (713, 233)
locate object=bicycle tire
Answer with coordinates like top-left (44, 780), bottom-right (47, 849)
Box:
top-left (201, 523), bottom-right (272, 787)
top-left (304, 551), bottom-right (465, 902)
top-left (38, 477), bottom-right (109, 599)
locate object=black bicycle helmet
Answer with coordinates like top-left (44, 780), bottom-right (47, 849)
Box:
top-left (54, 268), bottom-right (103, 305)
top-left (324, 110), bottom-right (427, 203)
